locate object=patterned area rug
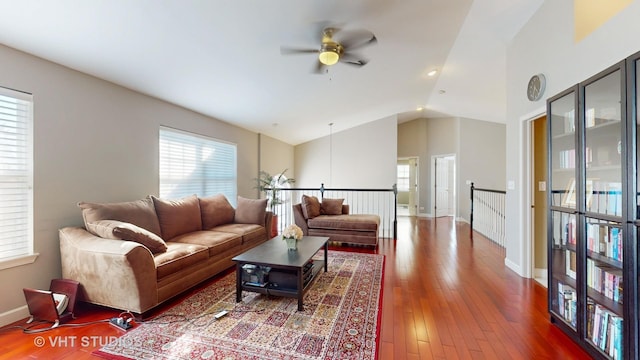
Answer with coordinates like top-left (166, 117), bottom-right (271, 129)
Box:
top-left (94, 250), bottom-right (384, 360)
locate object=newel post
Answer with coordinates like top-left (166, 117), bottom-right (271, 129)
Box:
top-left (470, 182), bottom-right (475, 238)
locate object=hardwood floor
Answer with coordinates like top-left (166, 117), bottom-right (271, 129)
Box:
top-left (0, 216), bottom-right (592, 359)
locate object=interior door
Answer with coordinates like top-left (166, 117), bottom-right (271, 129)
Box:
top-left (434, 156), bottom-right (454, 217)
top-left (408, 158), bottom-right (417, 216)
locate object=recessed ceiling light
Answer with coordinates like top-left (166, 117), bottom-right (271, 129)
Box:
top-left (427, 69), bottom-right (438, 77)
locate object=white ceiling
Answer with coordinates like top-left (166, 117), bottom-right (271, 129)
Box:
top-left (0, 0), bottom-right (543, 145)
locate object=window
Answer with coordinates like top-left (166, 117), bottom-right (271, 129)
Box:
top-left (397, 164), bottom-right (410, 191)
top-left (159, 127), bottom-right (237, 204)
top-left (0, 87), bottom-right (34, 266)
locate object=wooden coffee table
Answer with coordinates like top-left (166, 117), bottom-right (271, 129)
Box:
top-left (232, 235), bottom-right (329, 311)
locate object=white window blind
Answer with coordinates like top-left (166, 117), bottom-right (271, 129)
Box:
top-left (0, 87), bottom-right (33, 262)
top-left (159, 127), bottom-right (237, 204)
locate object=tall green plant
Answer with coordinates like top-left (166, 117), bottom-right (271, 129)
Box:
top-left (255, 169), bottom-right (295, 212)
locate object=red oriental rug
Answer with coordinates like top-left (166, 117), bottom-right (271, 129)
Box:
top-left (94, 250), bottom-right (384, 360)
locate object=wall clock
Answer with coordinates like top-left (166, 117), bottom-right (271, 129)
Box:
top-left (527, 73), bottom-right (546, 101)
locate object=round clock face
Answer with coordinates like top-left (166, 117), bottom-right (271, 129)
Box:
top-left (527, 74), bottom-right (546, 101)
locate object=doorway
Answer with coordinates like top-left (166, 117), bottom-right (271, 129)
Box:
top-left (432, 154), bottom-right (456, 217)
top-left (530, 115), bottom-right (548, 286)
top-left (397, 158), bottom-right (418, 216)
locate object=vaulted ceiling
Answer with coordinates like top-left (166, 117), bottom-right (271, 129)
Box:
top-left (0, 0), bottom-right (543, 145)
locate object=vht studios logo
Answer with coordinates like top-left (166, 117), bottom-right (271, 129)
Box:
top-left (33, 335), bottom-right (140, 348)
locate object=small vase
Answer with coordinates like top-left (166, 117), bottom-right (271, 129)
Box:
top-left (284, 237), bottom-right (297, 251)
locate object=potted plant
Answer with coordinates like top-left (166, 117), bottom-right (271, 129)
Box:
top-left (255, 169), bottom-right (295, 237)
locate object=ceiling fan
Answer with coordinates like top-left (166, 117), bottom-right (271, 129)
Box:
top-left (281, 26), bottom-right (377, 73)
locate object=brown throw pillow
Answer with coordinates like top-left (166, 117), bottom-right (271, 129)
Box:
top-left (78, 196), bottom-right (162, 237)
top-left (151, 194), bottom-right (202, 240)
top-left (86, 220), bottom-right (168, 254)
top-left (234, 196), bottom-right (267, 225)
top-left (199, 194), bottom-right (235, 229)
top-left (301, 195), bottom-right (321, 219)
top-left (321, 198), bottom-right (344, 215)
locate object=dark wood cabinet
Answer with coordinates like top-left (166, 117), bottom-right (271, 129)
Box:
top-left (547, 52), bottom-right (640, 359)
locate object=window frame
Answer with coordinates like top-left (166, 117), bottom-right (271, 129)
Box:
top-left (0, 86), bottom-right (37, 270)
top-left (159, 126), bottom-right (237, 204)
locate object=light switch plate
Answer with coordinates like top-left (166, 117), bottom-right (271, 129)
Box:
top-left (538, 181), bottom-right (546, 191)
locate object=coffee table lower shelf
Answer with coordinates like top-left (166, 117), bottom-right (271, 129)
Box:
top-left (233, 236), bottom-right (329, 312)
top-left (238, 259), bottom-right (325, 311)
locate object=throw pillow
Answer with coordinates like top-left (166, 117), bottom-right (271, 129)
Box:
top-left (301, 195), bottom-right (321, 219)
top-left (199, 194), bottom-right (235, 229)
top-left (78, 196), bottom-right (162, 237)
top-left (234, 196), bottom-right (267, 225)
top-left (86, 220), bottom-right (168, 254)
top-left (151, 194), bottom-right (203, 240)
top-left (321, 198), bottom-right (344, 215)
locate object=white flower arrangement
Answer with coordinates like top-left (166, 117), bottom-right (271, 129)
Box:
top-left (282, 224), bottom-right (303, 241)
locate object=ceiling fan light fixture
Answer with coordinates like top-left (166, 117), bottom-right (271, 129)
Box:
top-left (318, 44), bottom-right (341, 66)
top-left (318, 50), bottom-right (339, 66)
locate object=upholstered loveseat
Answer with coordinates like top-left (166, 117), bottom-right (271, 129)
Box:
top-left (293, 195), bottom-right (379, 247)
top-left (59, 194), bottom-right (272, 314)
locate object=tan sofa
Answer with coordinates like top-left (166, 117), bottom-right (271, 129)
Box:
top-left (293, 195), bottom-right (379, 247)
top-left (59, 194), bottom-right (272, 314)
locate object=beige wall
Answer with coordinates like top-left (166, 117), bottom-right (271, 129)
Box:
top-left (258, 133), bottom-right (295, 195)
top-left (457, 118), bottom-right (506, 221)
top-left (399, 117), bottom-right (462, 216)
top-left (399, 117), bottom-right (505, 219)
top-left (294, 116), bottom-right (397, 189)
top-left (0, 44), bottom-right (263, 325)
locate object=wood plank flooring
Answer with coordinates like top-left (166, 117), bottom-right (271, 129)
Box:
top-left (0, 216), bottom-right (592, 359)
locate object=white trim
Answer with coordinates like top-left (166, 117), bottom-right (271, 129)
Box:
top-left (520, 107), bottom-right (546, 279)
top-left (505, 257), bottom-right (522, 275)
top-left (0, 305), bottom-right (29, 327)
top-left (0, 253), bottom-right (38, 271)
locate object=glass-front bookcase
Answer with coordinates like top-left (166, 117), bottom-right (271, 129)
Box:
top-left (548, 87), bottom-right (578, 333)
top-left (548, 60), bottom-right (631, 359)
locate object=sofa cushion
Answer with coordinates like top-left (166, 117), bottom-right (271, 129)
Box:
top-left (86, 220), bottom-right (168, 254)
top-left (78, 196), bottom-right (162, 237)
top-left (234, 196), bottom-right (267, 225)
top-left (154, 242), bottom-right (209, 280)
top-left (301, 195), bottom-right (321, 219)
top-left (321, 198), bottom-right (344, 215)
top-left (152, 195), bottom-right (202, 240)
top-left (171, 230), bottom-right (242, 257)
top-left (214, 223), bottom-right (267, 245)
top-left (199, 194), bottom-right (235, 229)
top-left (307, 214), bottom-right (380, 232)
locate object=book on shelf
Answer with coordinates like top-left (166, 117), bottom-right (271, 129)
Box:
top-left (557, 283), bottom-right (577, 326)
top-left (586, 223), bottom-right (623, 262)
top-left (564, 110), bottom-right (575, 133)
top-left (586, 258), bottom-right (623, 303)
top-left (587, 302), bottom-right (623, 359)
top-left (565, 250), bottom-right (577, 279)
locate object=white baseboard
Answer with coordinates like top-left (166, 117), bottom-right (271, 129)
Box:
top-left (0, 305), bottom-right (29, 327)
top-left (456, 217), bottom-right (468, 223)
top-left (504, 258), bottom-right (523, 277)
top-left (534, 268), bottom-right (547, 280)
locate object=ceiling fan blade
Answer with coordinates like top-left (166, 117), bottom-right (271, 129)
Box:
top-left (340, 31), bottom-right (377, 51)
top-left (340, 53), bottom-right (368, 66)
top-left (280, 46), bottom-right (319, 55)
